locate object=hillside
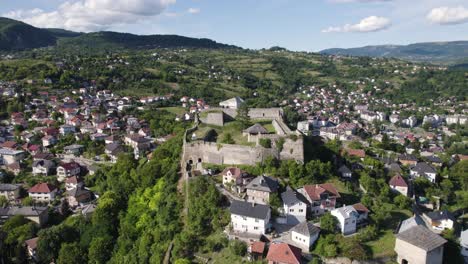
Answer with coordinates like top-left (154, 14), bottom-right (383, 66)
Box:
top-left (320, 41), bottom-right (468, 64)
top-left (0, 17), bottom-right (236, 52)
top-left (0, 17), bottom-right (56, 50)
top-left (57, 31), bottom-right (237, 51)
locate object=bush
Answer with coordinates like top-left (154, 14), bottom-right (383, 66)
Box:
top-left (229, 240), bottom-right (247, 256)
top-left (221, 133), bottom-right (235, 144)
top-left (358, 225), bottom-right (378, 242)
top-left (259, 138), bottom-right (272, 148)
top-left (320, 213), bottom-right (338, 234)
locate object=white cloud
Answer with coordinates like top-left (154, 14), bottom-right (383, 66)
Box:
top-left (3, 0), bottom-right (176, 32)
top-left (427, 6), bottom-right (468, 25)
top-left (322, 16), bottom-right (391, 33)
top-left (188, 8), bottom-right (200, 14)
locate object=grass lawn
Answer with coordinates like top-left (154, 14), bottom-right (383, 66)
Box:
top-left (366, 230), bottom-right (397, 258)
top-left (366, 209), bottom-right (412, 258)
top-left (159, 106), bottom-right (186, 115)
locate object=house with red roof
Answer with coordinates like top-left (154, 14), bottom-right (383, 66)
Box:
top-left (25, 237), bottom-right (39, 261)
top-left (28, 183), bottom-right (57, 202)
top-left (389, 174), bottom-right (408, 196)
top-left (266, 243), bottom-right (302, 264)
top-left (57, 162), bottom-right (81, 181)
top-left (344, 148), bottom-right (366, 159)
top-left (298, 183), bottom-right (340, 216)
top-left (221, 167), bottom-right (252, 193)
top-left (248, 241), bottom-right (266, 261)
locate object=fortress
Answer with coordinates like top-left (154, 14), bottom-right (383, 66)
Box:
top-left (182, 99), bottom-right (304, 169)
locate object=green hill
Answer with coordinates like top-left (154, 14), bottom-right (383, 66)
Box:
top-left (320, 41), bottom-right (468, 64)
top-left (45, 28), bottom-right (83, 38)
top-left (0, 17), bottom-right (57, 50)
top-left (57, 31), bottom-right (237, 51)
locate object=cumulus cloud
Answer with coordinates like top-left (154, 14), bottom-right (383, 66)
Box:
top-left (187, 8), bottom-right (200, 14)
top-left (3, 0), bottom-right (176, 32)
top-left (322, 16), bottom-right (391, 33)
top-left (427, 6), bottom-right (468, 25)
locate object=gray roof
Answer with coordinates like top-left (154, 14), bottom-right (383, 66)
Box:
top-left (244, 123), bottom-right (268, 134)
top-left (338, 165), bottom-right (352, 174)
top-left (396, 225), bottom-right (447, 251)
top-left (0, 206), bottom-right (48, 217)
top-left (229, 200), bottom-right (270, 219)
top-left (291, 221), bottom-right (320, 237)
top-left (426, 155), bottom-right (442, 163)
top-left (411, 162), bottom-right (437, 174)
top-left (425, 210), bottom-right (455, 222)
top-left (32, 159), bottom-right (54, 168)
top-left (245, 175), bottom-right (279, 193)
top-left (398, 215), bottom-right (426, 233)
top-left (0, 183), bottom-right (21, 192)
top-left (281, 187), bottom-right (308, 205)
top-left (67, 187), bottom-right (91, 198)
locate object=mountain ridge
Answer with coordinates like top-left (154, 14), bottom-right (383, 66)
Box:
top-left (320, 41), bottom-right (468, 64)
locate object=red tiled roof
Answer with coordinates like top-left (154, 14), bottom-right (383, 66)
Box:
top-left (2, 141), bottom-right (18, 149)
top-left (59, 162), bottom-right (80, 170)
top-left (266, 243), bottom-right (302, 264)
top-left (65, 175), bottom-right (81, 184)
top-left (345, 148), bottom-right (365, 158)
top-left (353, 203), bottom-right (370, 213)
top-left (28, 183), bottom-right (56, 193)
top-left (389, 174), bottom-right (408, 187)
top-left (303, 183), bottom-right (341, 201)
top-left (250, 241), bottom-right (265, 254)
top-left (25, 237), bottom-right (39, 250)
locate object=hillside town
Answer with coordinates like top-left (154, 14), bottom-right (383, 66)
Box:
top-left (0, 69), bottom-right (466, 264)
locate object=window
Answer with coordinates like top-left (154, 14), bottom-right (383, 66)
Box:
top-left (255, 219), bottom-right (259, 223)
top-left (299, 209), bottom-right (304, 213)
top-left (254, 227), bottom-right (258, 230)
top-left (289, 209), bottom-right (294, 212)
top-left (242, 217), bottom-right (247, 220)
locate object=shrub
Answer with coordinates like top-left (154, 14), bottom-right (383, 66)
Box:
top-left (229, 240), bottom-right (247, 256)
top-left (259, 138), bottom-right (272, 148)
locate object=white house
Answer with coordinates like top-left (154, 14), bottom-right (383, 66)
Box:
top-left (28, 183), bottom-right (57, 203)
top-left (290, 221), bottom-right (320, 251)
top-left (423, 210), bottom-right (455, 231)
top-left (57, 162), bottom-right (81, 181)
top-left (219, 96), bottom-right (244, 109)
top-left (280, 187), bottom-right (308, 225)
top-left (32, 160), bottom-right (54, 176)
top-left (229, 200), bottom-right (271, 235)
top-left (389, 174), bottom-right (408, 196)
top-left (402, 116), bottom-right (418, 128)
top-left (461, 229), bottom-right (468, 257)
top-left (410, 162), bottom-right (437, 183)
top-left (331, 205), bottom-right (358, 235)
top-left (298, 183), bottom-right (340, 216)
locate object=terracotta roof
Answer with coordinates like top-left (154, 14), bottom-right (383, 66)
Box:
top-left (345, 148), bottom-right (365, 158)
top-left (303, 183), bottom-right (340, 201)
top-left (25, 237), bottom-right (39, 250)
top-left (28, 183), bottom-right (56, 193)
top-left (250, 241), bottom-right (265, 254)
top-left (59, 162), bottom-right (80, 170)
top-left (221, 167), bottom-right (247, 179)
top-left (2, 141), bottom-right (18, 149)
top-left (352, 203), bottom-right (370, 213)
top-left (389, 174), bottom-right (408, 188)
top-left (65, 176), bottom-right (81, 184)
top-left (266, 243), bottom-right (302, 264)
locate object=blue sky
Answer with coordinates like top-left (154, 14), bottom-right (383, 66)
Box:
top-left (2, 0), bottom-right (468, 51)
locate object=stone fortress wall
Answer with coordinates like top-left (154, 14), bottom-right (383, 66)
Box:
top-left (183, 107), bottom-right (304, 167)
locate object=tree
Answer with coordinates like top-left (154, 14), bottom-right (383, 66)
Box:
top-left (259, 138), bottom-right (272, 148)
top-left (0, 196), bottom-right (8, 207)
top-left (88, 236), bottom-right (113, 264)
top-left (340, 238), bottom-right (369, 260)
top-left (22, 196), bottom-right (33, 206)
top-left (57, 242), bottom-right (86, 264)
top-left (320, 213), bottom-right (337, 234)
top-left (229, 240), bottom-right (247, 256)
top-left (236, 104), bottom-right (250, 129)
top-left (394, 195), bottom-right (411, 210)
top-left (221, 133), bottom-right (235, 144)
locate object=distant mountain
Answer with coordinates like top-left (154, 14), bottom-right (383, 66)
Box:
top-left (320, 41), bottom-right (468, 64)
top-left (0, 17), bottom-right (236, 52)
top-left (0, 17), bottom-right (56, 50)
